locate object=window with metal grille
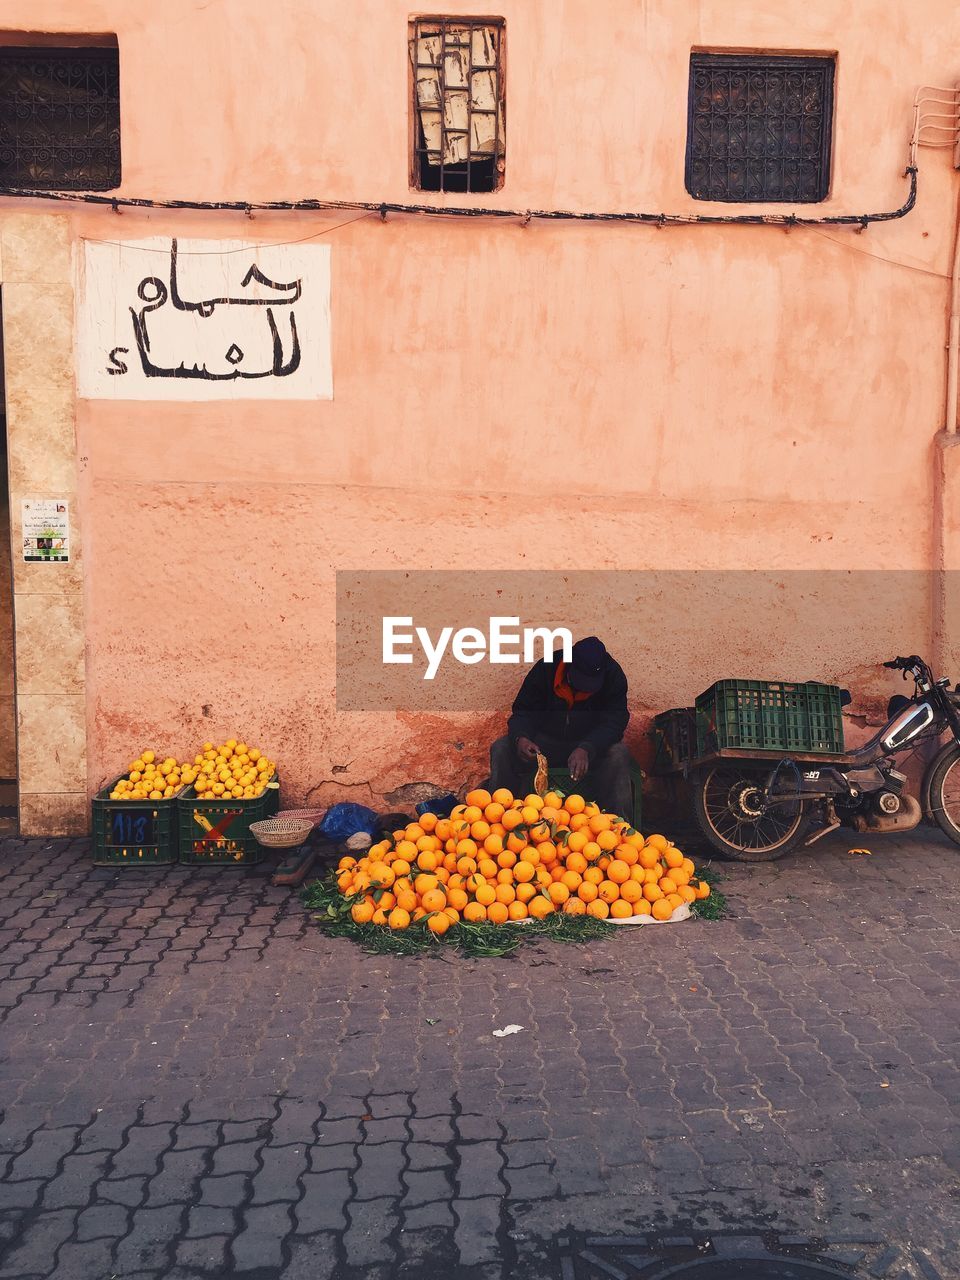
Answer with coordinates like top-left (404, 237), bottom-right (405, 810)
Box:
top-left (0, 43), bottom-right (120, 191)
top-left (410, 17), bottom-right (505, 193)
top-left (686, 53), bottom-right (835, 203)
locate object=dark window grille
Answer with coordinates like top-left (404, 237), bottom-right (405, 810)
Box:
top-left (0, 44), bottom-right (120, 191)
top-left (410, 17), bottom-right (505, 193)
top-left (686, 53), bottom-right (834, 204)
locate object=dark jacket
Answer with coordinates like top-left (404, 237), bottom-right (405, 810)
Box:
top-left (507, 650), bottom-right (629, 759)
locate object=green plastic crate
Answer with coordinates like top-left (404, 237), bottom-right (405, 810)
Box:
top-left (177, 779), bottom-right (280, 865)
top-left (696, 680), bottom-right (844, 756)
top-left (546, 758), bottom-right (644, 831)
top-left (92, 778), bottom-right (181, 865)
top-left (651, 708), bottom-right (696, 773)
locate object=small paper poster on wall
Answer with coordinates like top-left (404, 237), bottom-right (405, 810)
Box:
top-left (22, 500), bottom-right (70, 563)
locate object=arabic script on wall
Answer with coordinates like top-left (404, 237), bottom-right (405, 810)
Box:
top-left (77, 237), bottom-right (333, 400)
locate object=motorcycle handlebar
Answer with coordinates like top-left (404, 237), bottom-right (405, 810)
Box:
top-left (884, 655), bottom-right (922, 670)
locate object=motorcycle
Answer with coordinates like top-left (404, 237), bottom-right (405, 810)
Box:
top-left (690, 655), bottom-right (960, 861)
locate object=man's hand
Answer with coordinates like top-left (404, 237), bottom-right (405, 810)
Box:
top-left (567, 747), bottom-right (589, 782)
top-left (516, 737), bottom-right (541, 762)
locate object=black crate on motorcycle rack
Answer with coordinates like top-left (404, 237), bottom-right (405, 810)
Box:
top-left (696, 679), bottom-right (844, 756)
top-left (652, 708), bottom-right (697, 773)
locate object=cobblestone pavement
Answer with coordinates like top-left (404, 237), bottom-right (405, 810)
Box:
top-left (0, 831), bottom-right (958, 1280)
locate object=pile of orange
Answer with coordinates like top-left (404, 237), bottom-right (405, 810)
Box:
top-left (336, 787), bottom-right (710, 935)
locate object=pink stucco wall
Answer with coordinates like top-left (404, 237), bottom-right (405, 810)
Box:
top-left (5, 0), bottom-right (960, 810)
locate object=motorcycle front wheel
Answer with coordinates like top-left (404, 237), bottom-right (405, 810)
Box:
top-left (692, 764), bottom-right (806, 861)
top-left (927, 743), bottom-right (960, 847)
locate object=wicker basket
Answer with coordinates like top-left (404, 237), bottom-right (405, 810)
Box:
top-left (249, 817), bottom-right (315, 850)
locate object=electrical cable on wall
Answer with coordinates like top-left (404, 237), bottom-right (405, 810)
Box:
top-left (0, 167), bottom-right (919, 231)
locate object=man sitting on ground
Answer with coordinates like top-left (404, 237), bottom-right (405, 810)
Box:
top-left (488, 636), bottom-right (632, 817)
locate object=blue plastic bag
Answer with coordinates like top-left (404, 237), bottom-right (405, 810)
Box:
top-left (318, 802), bottom-right (381, 842)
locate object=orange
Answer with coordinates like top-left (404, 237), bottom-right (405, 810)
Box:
top-left (405, 824), bottom-right (426, 842)
top-left (447, 887), bottom-right (469, 911)
top-left (632, 898), bottom-right (652, 916)
top-left (629, 865), bottom-right (646, 884)
top-left (659, 876), bottom-right (678, 896)
top-left (620, 880), bottom-right (643, 904)
top-left (577, 881), bottom-right (599, 903)
top-left (523, 793), bottom-right (545, 809)
top-left (588, 814), bottom-right (612, 836)
top-left (547, 882), bottom-right (570, 905)
top-left (484, 802), bottom-right (505, 824)
top-left (395, 840), bottom-right (418, 860)
top-left (616, 844), bottom-right (638, 865)
top-left (337, 873), bottom-right (353, 893)
top-left (427, 912), bottom-right (451, 935)
top-left (492, 787), bottom-right (514, 806)
top-left (529, 821), bottom-right (552, 844)
top-left (466, 788), bottom-right (492, 809)
top-left (564, 793), bottom-right (586, 814)
top-left (421, 888), bottom-right (447, 912)
top-left (516, 882), bottom-right (537, 903)
top-left (678, 884), bottom-right (697, 904)
top-left (396, 888), bottom-right (418, 912)
top-left (351, 901), bottom-right (375, 924)
top-left (483, 834), bottom-right (504, 856)
top-left (419, 812), bottom-right (438, 833)
top-left (456, 838), bottom-right (478, 858)
top-left (414, 873), bottom-right (439, 895)
top-left (471, 820), bottom-right (491, 842)
top-left (646, 834), bottom-right (668, 852)
top-left (371, 907), bottom-right (389, 925)
top-left (610, 899), bottom-right (633, 919)
top-left (502, 809), bottom-right (524, 831)
top-left (435, 868), bottom-right (450, 885)
top-left (528, 895), bottom-right (555, 920)
top-left (463, 902), bottom-right (486, 922)
top-left (434, 819), bottom-right (453, 842)
top-left (508, 900), bottom-right (528, 920)
top-left (506, 832), bottom-right (529, 855)
top-left (583, 866), bottom-right (604, 885)
top-left (597, 830), bottom-right (619, 852)
top-left (561, 870), bottom-right (582, 892)
top-left (566, 831), bottom-right (588, 854)
top-left (513, 860), bottom-right (535, 883)
top-left (417, 851), bottom-right (438, 872)
top-left (521, 805), bottom-right (540, 824)
top-left (652, 898), bottom-right (673, 921)
top-left (388, 907), bottom-right (411, 930)
top-left (586, 899), bottom-right (609, 919)
top-left (477, 857), bottom-right (498, 879)
top-left (607, 859), bottom-right (630, 884)
top-left (583, 841), bottom-right (602, 863)
top-left (543, 790), bottom-right (564, 808)
top-left (337, 856), bottom-right (357, 871)
top-left (565, 851), bottom-right (588, 875)
top-left (475, 883), bottom-right (497, 907)
top-left (563, 897), bottom-right (587, 916)
top-left (569, 813), bottom-right (590, 831)
top-left (671, 867), bottom-right (691, 886)
top-left (444, 907), bottom-right (461, 923)
top-left (598, 880), bottom-right (620, 903)
top-left (391, 859), bottom-right (411, 877)
top-left (457, 855), bottom-right (477, 876)
top-left (643, 882), bottom-right (663, 902)
top-left (416, 834), bottom-right (439, 852)
top-left (666, 892), bottom-right (684, 911)
top-left (644, 867), bottom-right (663, 885)
top-left (664, 847), bottom-right (684, 869)
top-left (496, 868), bottom-right (514, 885)
top-left (597, 855), bottom-right (611, 872)
top-left (681, 857), bottom-right (696, 878)
top-left (550, 865), bottom-right (566, 882)
top-left (412, 907), bottom-right (428, 921)
top-left (696, 880), bottom-right (711, 899)
top-left (462, 805), bottom-right (483, 823)
top-left (377, 892), bottom-right (397, 911)
top-left (497, 850), bottom-right (518, 869)
top-left (486, 901), bottom-right (509, 924)
top-left (638, 846), bottom-right (660, 869)
top-left (495, 883), bottom-right (516, 905)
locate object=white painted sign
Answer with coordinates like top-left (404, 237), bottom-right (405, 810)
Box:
top-left (22, 499), bottom-right (70, 563)
top-left (77, 236), bottom-right (332, 400)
